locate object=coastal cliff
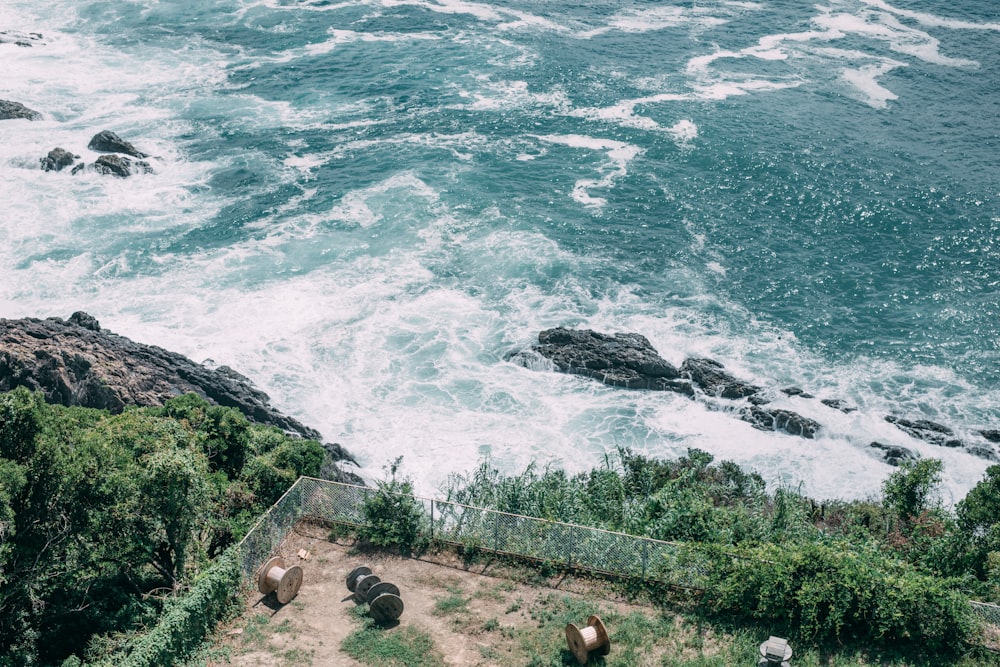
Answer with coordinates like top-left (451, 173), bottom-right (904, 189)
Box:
top-left (0, 311), bottom-right (358, 481)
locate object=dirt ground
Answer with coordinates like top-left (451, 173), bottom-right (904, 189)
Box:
top-left (204, 521), bottom-right (708, 667)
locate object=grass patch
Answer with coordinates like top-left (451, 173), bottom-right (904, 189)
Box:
top-left (341, 616), bottom-right (446, 667)
top-left (433, 593), bottom-right (470, 616)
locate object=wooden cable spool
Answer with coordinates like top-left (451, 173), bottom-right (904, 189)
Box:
top-left (257, 557), bottom-right (303, 604)
top-left (346, 566), bottom-right (381, 601)
top-left (565, 615), bottom-right (610, 665)
top-left (365, 582), bottom-right (404, 622)
top-left (346, 567), bottom-right (404, 622)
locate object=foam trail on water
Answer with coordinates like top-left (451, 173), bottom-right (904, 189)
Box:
top-left (840, 60), bottom-right (905, 108)
top-left (859, 0), bottom-right (1000, 31)
top-left (535, 135), bottom-right (642, 209)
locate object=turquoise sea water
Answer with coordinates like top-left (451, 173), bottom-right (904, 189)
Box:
top-left (1, 0), bottom-right (998, 501)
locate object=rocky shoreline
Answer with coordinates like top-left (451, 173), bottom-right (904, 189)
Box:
top-left (0, 312), bottom-right (359, 482)
top-left (511, 327), bottom-right (1000, 465)
top-left (4, 311), bottom-right (996, 477)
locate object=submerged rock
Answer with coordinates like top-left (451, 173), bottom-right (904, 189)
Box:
top-left (0, 30), bottom-right (43, 47)
top-left (821, 398), bottom-right (857, 414)
top-left (741, 405), bottom-right (821, 438)
top-left (93, 154), bottom-right (153, 177)
top-left (87, 130), bottom-right (149, 158)
top-left (967, 445), bottom-right (999, 463)
top-left (0, 99), bottom-right (41, 120)
top-left (40, 147), bottom-right (79, 172)
top-left (869, 441), bottom-right (916, 467)
top-left (979, 430), bottom-right (1000, 444)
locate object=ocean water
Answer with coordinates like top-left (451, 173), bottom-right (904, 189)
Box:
top-left (1, 0), bottom-right (997, 503)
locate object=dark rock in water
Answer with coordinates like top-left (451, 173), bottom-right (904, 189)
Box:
top-left (821, 398), bottom-right (857, 414)
top-left (0, 312), bottom-right (322, 440)
top-left (741, 405), bottom-right (820, 438)
top-left (869, 441), bottom-right (916, 467)
top-left (529, 327), bottom-right (693, 395)
top-left (680, 357), bottom-right (762, 401)
top-left (40, 147), bottom-right (79, 172)
top-left (0, 30), bottom-right (43, 47)
top-left (0, 99), bottom-right (41, 120)
top-left (967, 445), bottom-right (999, 463)
top-left (979, 430), bottom-right (1000, 444)
top-left (93, 154), bottom-right (153, 178)
top-left (885, 415), bottom-right (963, 447)
top-left (87, 130), bottom-right (149, 158)
top-left (782, 386), bottom-right (814, 399)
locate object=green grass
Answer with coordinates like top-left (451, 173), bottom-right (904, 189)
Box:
top-left (340, 611), bottom-right (446, 667)
top-left (432, 593), bottom-right (470, 616)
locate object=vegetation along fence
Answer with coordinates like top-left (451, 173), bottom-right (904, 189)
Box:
top-left (236, 476), bottom-right (1000, 630)
top-left (237, 476), bottom-right (715, 588)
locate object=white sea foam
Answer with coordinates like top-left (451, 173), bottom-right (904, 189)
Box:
top-left (535, 134), bottom-right (641, 209)
top-left (301, 28), bottom-right (441, 56)
top-left (576, 6), bottom-right (729, 40)
top-left (840, 61), bottom-right (904, 108)
top-left (859, 0), bottom-right (1000, 32)
top-left (463, 79), bottom-right (573, 113)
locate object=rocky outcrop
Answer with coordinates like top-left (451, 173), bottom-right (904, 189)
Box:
top-left (93, 154), bottom-right (153, 178)
top-left (525, 327), bottom-right (693, 395)
top-left (680, 357), bottom-right (762, 401)
top-left (518, 327), bottom-right (1000, 458)
top-left (885, 416), bottom-right (963, 448)
top-left (40, 148), bottom-right (80, 173)
top-left (519, 327), bottom-right (819, 439)
top-left (0, 99), bottom-right (41, 121)
top-left (0, 314), bottom-right (359, 478)
top-left (87, 130), bottom-right (149, 158)
top-left (0, 312), bottom-right (360, 483)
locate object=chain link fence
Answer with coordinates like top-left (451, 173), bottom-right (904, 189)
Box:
top-left (237, 476), bottom-right (998, 633)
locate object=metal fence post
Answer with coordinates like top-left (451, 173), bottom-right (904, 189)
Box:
top-left (642, 540), bottom-right (648, 581)
top-left (430, 500), bottom-right (435, 543)
top-left (493, 511), bottom-right (500, 553)
top-left (566, 526), bottom-right (574, 569)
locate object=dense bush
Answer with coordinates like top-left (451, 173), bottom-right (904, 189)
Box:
top-left (358, 457), bottom-right (428, 555)
top-left (705, 540), bottom-right (975, 650)
top-left (0, 388), bottom-right (331, 666)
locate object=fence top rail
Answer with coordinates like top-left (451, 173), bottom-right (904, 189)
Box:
top-left (298, 476), bottom-right (693, 551)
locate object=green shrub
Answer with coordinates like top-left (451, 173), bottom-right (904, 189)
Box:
top-left (883, 458), bottom-right (943, 524)
top-left (358, 458), bottom-right (428, 555)
top-left (705, 540), bottom-right (976, 651)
